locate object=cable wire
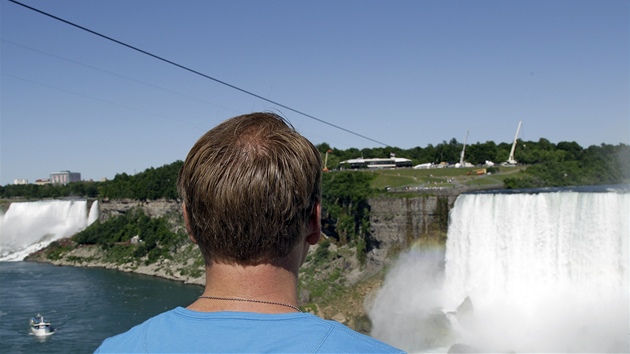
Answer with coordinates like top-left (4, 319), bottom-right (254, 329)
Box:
top-left (8, 0), bottom-right (389, 147)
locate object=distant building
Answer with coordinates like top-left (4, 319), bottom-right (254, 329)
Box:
top-left (339, 157), bottom-right (413, 169)
top-left (50, 171), bottom-right (81, 185)
top-left (35, 179), bottom-right (51, 185)
top-left (13, 179), bottom-right (28, 185)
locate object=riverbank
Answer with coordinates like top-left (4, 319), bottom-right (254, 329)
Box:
top-left (26, 241), bottom-right (206, 286)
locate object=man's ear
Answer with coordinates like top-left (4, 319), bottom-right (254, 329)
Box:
top-left (182, 203), bottom-right (197, 244)
top-left (305, 202), bottom-right (321, 245)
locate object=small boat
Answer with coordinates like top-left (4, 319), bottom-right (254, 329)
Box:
top-left (30, 314), bottom-right (54, 336)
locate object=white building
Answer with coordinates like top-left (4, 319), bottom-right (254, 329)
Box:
top-left (339, 157), bottom-right (413, 169)
top-left (50, 171), bottom-right (81, 185)
top-left (413, 162), bottom-right (435, 169)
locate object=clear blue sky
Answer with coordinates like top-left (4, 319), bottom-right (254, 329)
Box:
top-left (1, 0), bottom-right (628, 185)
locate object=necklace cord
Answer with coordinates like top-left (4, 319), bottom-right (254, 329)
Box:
top-left (198, 295), bottom-right (301, 313)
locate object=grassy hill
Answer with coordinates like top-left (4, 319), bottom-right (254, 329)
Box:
top-left (362, 165), bottom-right (526, 191)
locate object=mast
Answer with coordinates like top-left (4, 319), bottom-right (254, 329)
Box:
top-left (459, 129), bottom-right (469, 166)
top-left (507, 121), bottom-right (522, 165)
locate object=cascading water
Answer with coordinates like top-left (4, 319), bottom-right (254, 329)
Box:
top-left (88, 200), bottom-right (100, 225)
top-left (0, 200), bottom-right (99, 261)
top-left (369, 186), bottom-right (629, 353)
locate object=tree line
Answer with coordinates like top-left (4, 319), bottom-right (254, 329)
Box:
top-left (0, 161), bottom-right (182, 200)
top-left (318, 138), bottom-right (628, 169)
top-left (316, 140), bottom-right (629, 188)
top-left (2, 139), bottom-right (628, 199)
top-left (503, 143), bottom-right (629, 188)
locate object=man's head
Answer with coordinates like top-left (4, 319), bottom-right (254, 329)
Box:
top-left (178, 112), bottom-right (322, 266)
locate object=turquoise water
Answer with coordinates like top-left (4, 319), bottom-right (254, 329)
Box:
top-left (0, 261), bottom-right (202, 353)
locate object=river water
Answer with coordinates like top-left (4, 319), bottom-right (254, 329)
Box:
top-left (0, 261), bottom-right (202, 353)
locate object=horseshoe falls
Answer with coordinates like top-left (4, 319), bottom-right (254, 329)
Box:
top-left (0, 200), bottom-right (99, 261)
top-left (370, 186), bottom-right (629, 353)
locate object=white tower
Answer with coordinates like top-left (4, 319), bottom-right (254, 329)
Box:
top-left (506, 121), bottom-right (522, 165)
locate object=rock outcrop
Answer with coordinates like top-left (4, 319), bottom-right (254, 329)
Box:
top-left (99, 198), bottom-right (181, 221)
top-left (369, 195), bottom-right (457, 249)
top-left (359, 195), bottom-right (457, 280)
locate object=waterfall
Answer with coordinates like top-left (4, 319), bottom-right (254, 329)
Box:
top-left (88, 200), bottom-right (100, 225)
top-left (0, 200), bottom-right (99, 261)
top-left (370, 186), bottom-right (629, 353)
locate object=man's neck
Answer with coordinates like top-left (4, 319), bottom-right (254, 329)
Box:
top-left (187, 261), bottom-right (300, 314)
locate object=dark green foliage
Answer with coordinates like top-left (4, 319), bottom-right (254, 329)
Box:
top-left (0, 181), bottom-right (99, 199)
top-left (435, 138), bottom-right (463, 164)
top-left (103, 244), bottom-right (137, 265)
top-left (504, 143), bottom-right (629, 188)
top-left (300, 250), bottom-right (345, 305)
top-left (486, 166), bottom-right (499, 174)
top-left (312, 239), bottom-right (331, 266)
top-left (73, 207), bottom-right (185, 264)
top-left (466, 141), bottom-right (499, 165)
top-left (44, 239), bottom-right (74, 260)
top-left (321, 171), bottom-right (375, 263)
top-left (1, 161), bottom-right (182, 200)
top-left (97, 161), bottom-right (182, 200)
top-left (503, 174), bottom-right (542, 189)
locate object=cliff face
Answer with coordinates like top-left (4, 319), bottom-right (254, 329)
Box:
top-left (98, 195), bottom-right (457, 253)
top-left (98, 199), bottom-right (182, 221)
top-left (369, 195), bottom-right (457, 249)
top-left (300, 194), bottom-right (458, 328)
top-left (360, 195), bottom-right (457, 278)
top-left (94, 195), bottom-right (457, 275)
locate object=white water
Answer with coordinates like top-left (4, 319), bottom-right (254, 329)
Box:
top-left (0, 200), bottom-right (99, 261)
top-left (370, 189), bottom-right (629, 353)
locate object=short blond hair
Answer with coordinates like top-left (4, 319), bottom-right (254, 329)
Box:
top-left (178, 112), bottom-right (322, 265)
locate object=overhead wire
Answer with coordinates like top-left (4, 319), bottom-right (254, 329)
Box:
top-left (8, 0), bottom-right (389, 147)
top-left (2, 39), bottom-right (240, 117)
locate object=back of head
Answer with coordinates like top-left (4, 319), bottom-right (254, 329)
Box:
top-left (178, 112), bottom-right (322, 265)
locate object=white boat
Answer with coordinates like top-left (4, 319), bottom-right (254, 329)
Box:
top-left (30, 314), bottom-right (54, 336)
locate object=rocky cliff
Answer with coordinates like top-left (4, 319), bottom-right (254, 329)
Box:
top-left (98, 198), bottom-right (182, 221)
top-left (302, 194), bottom-right (458, 329)
top-left (361, 195), bottom-right (457, 274)
top-left (98, 194), bottom-right (457, 272)
top-left (42, 195), bottom-right (458, 283)
top-left (369, 195), bottom-right (457, 246)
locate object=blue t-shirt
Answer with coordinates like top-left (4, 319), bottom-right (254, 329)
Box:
top-left (95, 307), bottom-right (404, 353)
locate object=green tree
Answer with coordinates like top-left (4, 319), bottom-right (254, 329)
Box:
top-left (321, 171), bottom-right (375, 261)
